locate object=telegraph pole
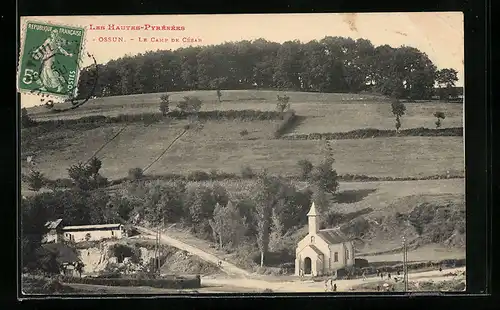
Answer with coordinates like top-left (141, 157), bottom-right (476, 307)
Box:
top-left (402, 237), bottom-right (408, 291)
top-left (156, 226), bottom-right (160, 275)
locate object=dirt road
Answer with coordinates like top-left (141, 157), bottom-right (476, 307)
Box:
top-left (134, 226), bottom-right (251, 277)
top-left (202, 267), bottom-right (465, 292)
top-left (135, 226), bottom-right (464, 292)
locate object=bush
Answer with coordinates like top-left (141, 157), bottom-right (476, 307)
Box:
top-left (274, 110), bottom-right (297, 138)
top-left (239, 129), bottom-right (249, 137)
top-left (128, 167), bottom-right (144, 180)
top-left (177, 96), bottom-right (202, 113)
top-left (240, 165), bottom-right (255, 179)
top-left (297, 159), bottom-right (313, 180)
top-left (159, 93), bottom-right (170, 116)
top-left (187, 170), bottom-right (210, 181)
top-left (107, 243), bottom-right (141, 264)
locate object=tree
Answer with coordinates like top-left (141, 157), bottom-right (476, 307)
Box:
top-left (159, 93), bottom-right (170, 116)
top-left (309, 158), bottom-right (339, 194)
top-left (435, 68), bottom-right (459, 101)
top-left (67, 159), bottom-right (107, 191)
top-left (276, 94), bottom-right (290, 112)
top-left (177, 96), bottom-right (202, 113)
top-left (312, 186), bottom-right (330, 220)
top-left (128, 167), bottom-right (144, 180)
top-left (86, 157), bottom-right (102, 178)
top-left (391, 100), bottom-right (406, 133)
top-left (269, 205), bottom-right (285, 251)
top-left (252, 173), bottom-right (283, 267)
top-left (434, 111), bottom-right (446, 128)
top-left (75, 37), bottom-right (440, 100)
top-left (26, 169), bottom-right (44, 191)
top-left (297, 159), bottom-right (314, 180)
top-left (68, 162), bottom-right (92, 190)
top-left (209, 201), bottom-right (246, 249)
top-left (216, 89), bottom-right (222, 103)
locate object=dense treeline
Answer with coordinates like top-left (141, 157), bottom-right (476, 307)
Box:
top-left (76, 37), bottom-right (457, 100)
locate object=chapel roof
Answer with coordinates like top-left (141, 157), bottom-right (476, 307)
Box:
top-left (307, 202), bottom-right (318, 216)
top-left (308, 244), bottom-right (324, 256)
top-left (317, 228), bottom-right (350, 245)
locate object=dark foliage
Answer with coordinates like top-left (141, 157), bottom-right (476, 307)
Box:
top-left (75, 37), bottom-right (440, 100)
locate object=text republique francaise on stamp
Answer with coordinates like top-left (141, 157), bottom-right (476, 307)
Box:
top-left (17, 21), bottom-right (86, 99)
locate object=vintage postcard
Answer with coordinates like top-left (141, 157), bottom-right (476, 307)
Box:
top-left (19, 13), bottom-right (465, 296)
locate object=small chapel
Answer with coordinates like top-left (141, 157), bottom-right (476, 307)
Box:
top-left (295, 202), bottom-right (355, 277)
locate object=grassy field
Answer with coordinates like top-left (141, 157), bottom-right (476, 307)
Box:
top-left (27, 90), bottom-right (386, 119)
top-left (21, 118), bottom-right (464, 180)
top-left (289, 102), bottom-right (463, 134)
top-left (26, 90), bottom-right (462, 134)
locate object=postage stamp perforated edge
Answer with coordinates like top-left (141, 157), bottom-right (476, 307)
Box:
top-left (17, 18), bottom-right (89, 100)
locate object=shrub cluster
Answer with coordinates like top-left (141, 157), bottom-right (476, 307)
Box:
top-left (282, 127), bottom-right (463, 140)
top-left (273, 110), bottom-right (298, 138)
top-left (59, 275), bottom-right (201, 289)
top-left (338, 173), bottom-right (464, 182)
top-left (32, 110), bottom-right (287, 129)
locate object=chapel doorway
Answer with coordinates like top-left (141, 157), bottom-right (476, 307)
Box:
top-left (304, 257), bottom-right (312, 275)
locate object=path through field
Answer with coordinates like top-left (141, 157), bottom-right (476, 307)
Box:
top-left (134, 226), bottom-right (251, 277)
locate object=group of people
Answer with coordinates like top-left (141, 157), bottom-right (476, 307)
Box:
top-left (324, 278), bottom-right (337, 292)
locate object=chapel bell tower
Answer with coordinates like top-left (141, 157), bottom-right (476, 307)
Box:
top-left (307, 202), bottom-right (320, 234)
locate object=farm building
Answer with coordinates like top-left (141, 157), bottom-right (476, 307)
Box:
top-left (42, 219), bottom-right (64, 243)
top-left (42, 219), bottom-right (126, 243)
top-left (295, 202), bottom-right (355, 277)
top-left (62, 224), bottom-right (126, 243)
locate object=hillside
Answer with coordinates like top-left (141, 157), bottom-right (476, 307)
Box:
top-left (21, 90), bottom-right (465, 269)
top-left (22, 90), bottom-right (464, 181)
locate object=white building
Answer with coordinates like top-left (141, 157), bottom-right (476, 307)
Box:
top-left (42, 219), bottom-right (126, 244)
top-left (295, 202), bottom-right (355, 277)
top-left (62, 224), bottom-right (126, 243)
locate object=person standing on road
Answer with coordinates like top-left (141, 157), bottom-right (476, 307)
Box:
top-left (362, 271), bottom-right (367, 280)
top-left (324, 279), bottom-right (329, 292)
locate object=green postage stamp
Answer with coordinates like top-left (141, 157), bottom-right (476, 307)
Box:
top-left (17, 21), bottom-right (86, 99)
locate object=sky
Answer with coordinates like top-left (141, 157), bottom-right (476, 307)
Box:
top-left (19, 12), bottom-right (464, 107)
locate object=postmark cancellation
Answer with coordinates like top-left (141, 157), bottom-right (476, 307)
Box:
top-left (17, 20), bottom-right (87, 100)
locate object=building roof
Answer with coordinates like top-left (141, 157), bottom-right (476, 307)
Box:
top-left (317, 228), bottom-right (350, 245)
top-left (307, 202), bottom-right (318, 216)
top-left (308, 244), bottom-right (324, 256)
top-left (62, 223), bottom-right (122, 231)
top-left (44, 219), bottom-right (63, 230)
top-left (42, 243), bottom-right (81, 264)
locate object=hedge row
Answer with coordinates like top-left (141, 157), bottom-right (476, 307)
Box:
top-left (59, 275), bottom-right (201, 289)
top-left (337, 173), bottom-right (464, 182)
top-left (273, 110), bottom-right (298, 138)
top-left (282, 127), bottom-right (463, 140)
top-left (357, 258), bottom-right (466, 276)
top-left (49, 171), bottom-right (464, 190)
top-left (32, 110), bottom-right (286, 129)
